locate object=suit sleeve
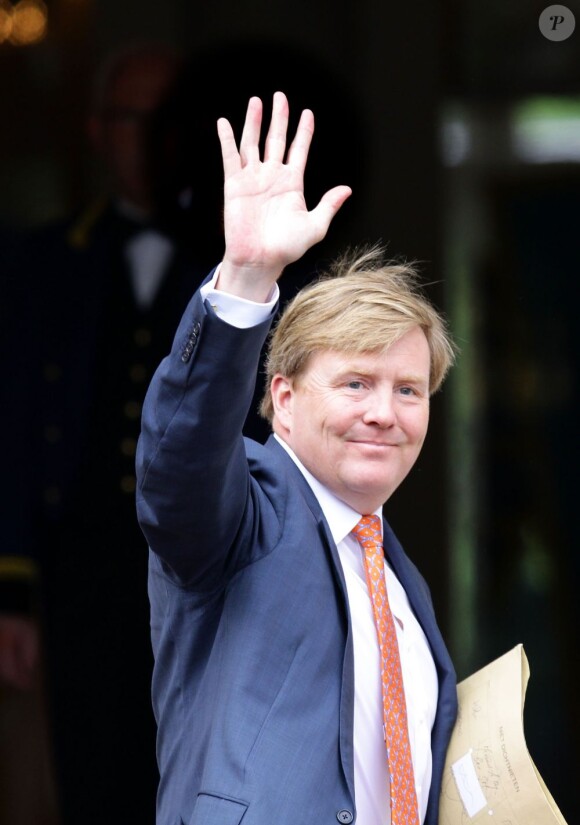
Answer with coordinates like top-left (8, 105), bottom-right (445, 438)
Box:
top-left (135, 283), bottom-right (275, 587)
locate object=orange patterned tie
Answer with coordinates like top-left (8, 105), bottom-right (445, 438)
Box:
top-left (352, 514), bottom-right (420, 825)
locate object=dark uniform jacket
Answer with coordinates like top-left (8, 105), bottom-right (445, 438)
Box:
top-left (0, 198), bottom-right (214, 824)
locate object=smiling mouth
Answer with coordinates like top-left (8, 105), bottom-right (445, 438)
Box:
top-left (349, 440), bottom-right (398, 448)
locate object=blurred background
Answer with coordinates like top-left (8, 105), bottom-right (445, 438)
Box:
top-left (0, 0), bottom-right (578, 822)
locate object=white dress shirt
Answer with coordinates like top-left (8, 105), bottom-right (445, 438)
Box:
top-left (116, 199), bottom-right (174, 310)
top-left (125, 230), bottom-right (174, 310)
top-left (200, 272), bottom-right (439, 824)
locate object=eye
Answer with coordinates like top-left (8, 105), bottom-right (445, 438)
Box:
top-left (346, 380), bottom-right (365, 390)
top-left (398, 386), bottom-right (416, 397)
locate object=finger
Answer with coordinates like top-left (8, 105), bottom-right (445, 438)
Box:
top-left (285, 108), bottom-right (315, 173)
top-left (217, 117), bottom-right (241, 179)
top-left (264, 91), bottom-right (289, 163)
top-left (308, 185), bottom-right (353, 240)
top-left (239, 96), bottom-right (263, 166)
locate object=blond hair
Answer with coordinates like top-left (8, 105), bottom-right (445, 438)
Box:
top-left (260, 246), bottom-right (457, 422)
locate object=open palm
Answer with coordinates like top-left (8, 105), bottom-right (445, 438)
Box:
top-left (217, 92), bottom-right (351, 299)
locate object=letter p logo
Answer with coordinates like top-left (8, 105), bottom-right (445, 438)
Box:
top-left (539, 5), bottom-right (576, 40)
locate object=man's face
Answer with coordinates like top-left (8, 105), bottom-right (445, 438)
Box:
top-left (271, 326), bottom-right (431, 514)
top-left (89, 56), bottom-right (179, 212)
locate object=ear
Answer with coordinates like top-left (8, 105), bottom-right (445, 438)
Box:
top-left (270, 374), bottom-right (294, 433)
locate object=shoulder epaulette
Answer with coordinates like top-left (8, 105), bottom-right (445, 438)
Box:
top-left (67, 195), bottom-right (109, 250)
top-left (0, 556), bottom-right (39, 581)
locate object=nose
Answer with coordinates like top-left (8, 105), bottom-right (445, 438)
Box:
top-left (362, 387), bottom-right (396, 428)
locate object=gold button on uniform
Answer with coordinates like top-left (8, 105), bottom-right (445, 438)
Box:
top-left (129, 364), bottom-right (147, 383)
top-left (44, 425), bottom-right (62, 443)
top-left (43, 486), bottom-right (62, 506)
top-left (123, 401), bottom-right (141, 420)
top-left (120, 437), bottom-right (137, 457)
top-left (134, 328), bottom-right (151, 347)
top-left (120, 475), bottom-right (136, 494)
top-left (43, 363), bottom-right (62, 382)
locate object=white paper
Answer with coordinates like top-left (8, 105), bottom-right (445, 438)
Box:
top-left (451, 751), bottom-right (488, 817)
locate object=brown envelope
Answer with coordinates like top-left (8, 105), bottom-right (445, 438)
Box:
top-left (439, 644), bottom-right (567, 825)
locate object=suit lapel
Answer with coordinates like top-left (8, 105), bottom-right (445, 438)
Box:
top-left (381, 518), bottom-right (443, 650)
top-left (265, 436), bottom-right (357, 804)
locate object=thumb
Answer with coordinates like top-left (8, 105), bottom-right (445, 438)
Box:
top-left (309, 185), bottom-right (352, 240)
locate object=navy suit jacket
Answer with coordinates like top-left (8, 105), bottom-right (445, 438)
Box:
top-left (136, 283), bottom-right (458, 825)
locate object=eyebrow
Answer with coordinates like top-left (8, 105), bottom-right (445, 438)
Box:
top-left (336, 364), bottom-right (428, 383)
top-left (333, 366), bottom-right (374, 381)
top-left (397, 373), bottom-right (429, 387)
top-left (334, 368), bottom-right (430, 396)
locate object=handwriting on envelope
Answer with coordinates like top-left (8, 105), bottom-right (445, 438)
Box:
top-left (439, 644), bottom-right (568, 825)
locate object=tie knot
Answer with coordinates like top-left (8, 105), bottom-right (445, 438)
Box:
top-left (351, 514), bottom-right (382, 548)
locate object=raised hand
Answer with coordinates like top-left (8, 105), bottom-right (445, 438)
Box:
top-left (216, 91), bottom-right (352, 302)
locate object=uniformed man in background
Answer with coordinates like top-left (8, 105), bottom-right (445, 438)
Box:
top-left (0, 40), bottom-right (216, 825)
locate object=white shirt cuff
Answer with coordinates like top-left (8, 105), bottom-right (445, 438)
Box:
top-left (200, 264), bottom-right (279, 329)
